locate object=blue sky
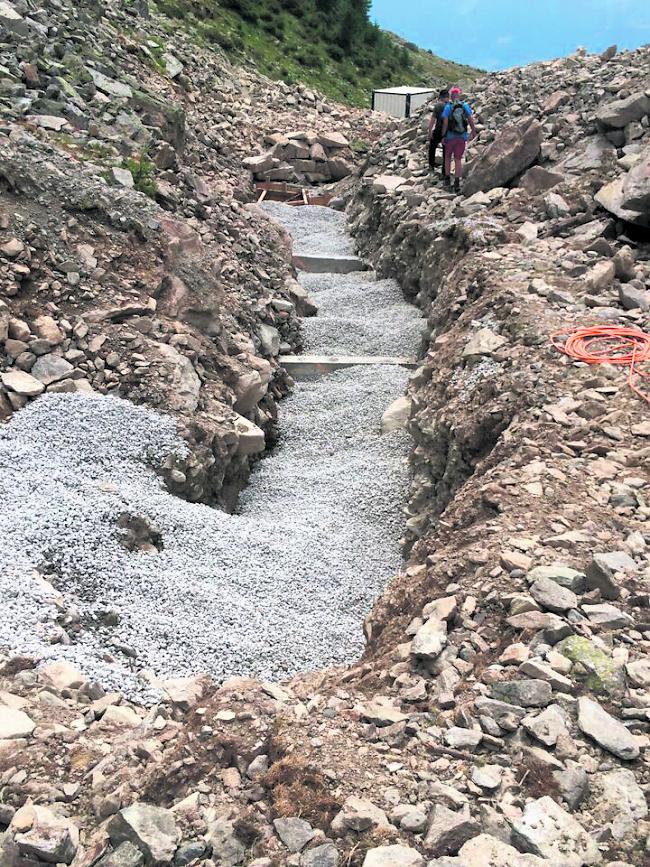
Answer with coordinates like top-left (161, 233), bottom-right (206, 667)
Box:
top-left (370, 0), bottom-right (650, 71)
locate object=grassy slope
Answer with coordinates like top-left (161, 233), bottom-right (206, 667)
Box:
top-left (152, 1), bottom-right (482, 107)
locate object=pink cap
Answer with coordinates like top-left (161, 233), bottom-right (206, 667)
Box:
top-left (450, 86), bottom-right (461, 96)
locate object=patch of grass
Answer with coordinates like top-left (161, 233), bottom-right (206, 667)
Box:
top-left (124, 152), bottom-right (157, 198)
top-left (262, 754), bottom-right (341, 830)
top-left (149, 0), bottom-right (482, 108)
top-left (349, 138), bottom-right (370, 154)
top-left (520, 756), bottom-right (561, 801)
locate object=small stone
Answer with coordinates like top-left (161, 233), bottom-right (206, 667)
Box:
top-left (585, 259), bottom-right (615, 292)
top-left (399, 809), bottom-right (427, 834)
top-left (0, 706), bottom-right (35, 739)
top-left (110, 167), bottom-right (135, 188)
top-left (586, 552), bottom-right (635, 599)
top-left (499, 643), bottom-right (530, 665)
top-left (423, 804), bottom-right (480, 856)
top-left (526, 564), bottom-right (585, 593)
top-left (507, 611), bottom-right (572, 643)
top-left (300, 843), bottom-right (340, 867)
top-left (471, 764), bottom-right (502, 790)
top-left (1, 238), bottom-right (24, 258)
top-left (582, 602), bottom-right (633, 630)
top-left (444, 727), bottom-right (483, 751)
top-left (100, 705), bottom-right (141, 727)
top-left (519, 659), bottom-right (572, 692)
top-left (109, 803), bottom-right (178, 865)
top-left (331, 796), bottom-right (389, 835)
top-left (32, 315), bottom-right (63, 345)
top-left (458, 834), bottom-right (549, 865)
top-left (411, 618), bottom-right (448, 661)
top-left (463, 328), bottom-right (507, 359)
top-left (1, 370), bottom-right (45, 397)
top-left (96, 841), bottom-right (144, 867)
top-left (273, 817), bottom-right (316, 852)
top-left (529, 577), bottom-right (577, 613)
top-left (488, 679), bottom-right (552, 708)
top-left (474, 696), bottom-right (527, 731)
top-left (358, 698), bottom-right (407, 727)
top-left (381, 396), bottom-right (411, 433)
top-left (626, 658), bottom-right (650, 688)
top-left (522, 705), bottom-right (568, 747)
top-left (553, 763), bottom-right (589, 811)
top-left (362, 844), bottom-right (423, 867)
top-left (500, 550), bottom-right (532, 572)
top-left (39, 661), bottom-right (87, 691)
top-left (597, 768), bottom-right (647, 821)
top-left (15, 812), bottom-right (78, 865)
top-left (578, 697), bottom-right (640, 760)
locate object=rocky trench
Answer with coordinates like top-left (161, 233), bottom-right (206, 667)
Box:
top-left (0, 202), bottom-right (427, 702)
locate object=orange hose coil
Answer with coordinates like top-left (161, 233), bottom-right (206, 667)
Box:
top-left (550, 324), bottom-right (650, 404)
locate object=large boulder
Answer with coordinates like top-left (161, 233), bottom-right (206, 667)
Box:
top-left (595, 177), bottom-right (650, 227)
top-left (512, 796), bottom-right (600, 864)
top-left (596, 92), bottom-right (650, 129)
top-left (621, 149), bottom-right (650, 213)
top-left (109, 804), bottom-right (178, 865)
top-left (464, 117), bottom-right (542, 196)
top-left (129, 91), bottom-right (186, 153)
top-left (149, 342), bottom-right (201, 413)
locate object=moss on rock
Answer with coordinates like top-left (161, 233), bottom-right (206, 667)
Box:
top-left (556, 635), bottom-right (625, 697)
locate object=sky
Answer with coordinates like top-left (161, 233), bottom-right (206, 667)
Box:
top-left (370, 0), bottom-right (650, 71)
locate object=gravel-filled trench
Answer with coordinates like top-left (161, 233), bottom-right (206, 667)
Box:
top-left (0, 206), bottom-right (422, 702)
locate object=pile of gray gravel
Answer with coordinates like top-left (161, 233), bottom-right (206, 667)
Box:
top-left (262, 203), bottom-right (355, 257)
top-left (0, 204), bottom-right (418, 702)
top-left (300, 271), bottom-right (425, 356)
top-left (0, 372), bottom-right (410, 701)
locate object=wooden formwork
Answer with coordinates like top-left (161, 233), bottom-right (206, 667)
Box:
top-left (255, 181), bottom-right (333, 207)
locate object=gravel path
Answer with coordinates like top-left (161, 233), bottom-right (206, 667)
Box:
top-left (0, 205), bottom-right (417, 702)
top-left (262, 203), bottom-right (355, 257)
top-left (300, 271), bottom-right (425, 356)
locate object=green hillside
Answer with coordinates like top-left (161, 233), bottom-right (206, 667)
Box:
top-left (152, 0), bottom-right (482, 107)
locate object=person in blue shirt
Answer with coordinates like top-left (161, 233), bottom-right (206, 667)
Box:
top-left (441, 86), bottom-right (477, 193)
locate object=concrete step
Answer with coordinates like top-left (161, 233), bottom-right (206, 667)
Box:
top-left (292, 253), bottom-right (365, 274)
top-left (280, 354), bottom-right (417, 380)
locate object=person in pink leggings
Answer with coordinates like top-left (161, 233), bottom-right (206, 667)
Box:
top-left (441, 85), bottom-right (477, 193)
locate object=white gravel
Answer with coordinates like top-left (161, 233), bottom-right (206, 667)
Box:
top-left (262, 203), bottom-right (355, 256)
top-left (0, 205), bottom-right (417, 702)
top-left (300, 271), bottom-right (425, 356)
top-left (0, 377), bottom-right (409, 702)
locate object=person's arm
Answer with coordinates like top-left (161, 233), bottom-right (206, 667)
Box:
top-left (441, 113), bottom-right (449, 137)
top-left (428, 112), bottom-right (436, 141)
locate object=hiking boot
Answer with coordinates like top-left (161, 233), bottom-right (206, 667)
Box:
top-left (443, 176), bottom-right (451, 189)
top-left (453, 178), bottom-right (461, 193)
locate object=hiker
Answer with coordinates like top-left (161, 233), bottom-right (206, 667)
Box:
top-left (427, 88), bottom-right (450, 176)
top-left (441, 85), bottom-right (477, 192)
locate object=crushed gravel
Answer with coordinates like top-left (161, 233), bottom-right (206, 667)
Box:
top-left (0, 375), bottom-right (409, 702)
top-left (300, 271), bottom-right (426, 356)
top-left (1, 205), bottom-right (417, 702)
top-left (262, 203), bottom-right (356, 257)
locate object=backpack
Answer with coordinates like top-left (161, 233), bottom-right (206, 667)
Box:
top-left (448, 100), bottom-right (469, 135)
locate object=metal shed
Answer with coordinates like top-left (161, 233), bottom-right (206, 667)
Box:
top-left (371, 86), bottom-right (436, 118)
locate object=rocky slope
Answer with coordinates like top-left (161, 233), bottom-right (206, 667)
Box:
top-left (0, 0), bottom-right (384, 506)
top-left (1, 6), bottom-right (650, 867)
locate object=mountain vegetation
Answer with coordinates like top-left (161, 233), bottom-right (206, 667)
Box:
top-left (152, 0), bottom-right (481, 106)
